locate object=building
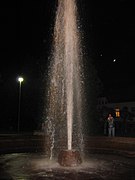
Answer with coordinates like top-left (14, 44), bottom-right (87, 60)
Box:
top-left (97, 97), bottom-right (135, 119)
top-left (97, 97), bottom-right (135, 136)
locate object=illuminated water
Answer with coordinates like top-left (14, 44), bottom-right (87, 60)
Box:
top-left (0, 153), bottom-right (135, 179)
top-left (44, 0), bottom-right (84, 158)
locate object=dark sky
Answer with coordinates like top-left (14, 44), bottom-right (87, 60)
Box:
top-left (85, 0), bottom-right (135, 102)
top-left (0, 0), bottom-right (135, 103)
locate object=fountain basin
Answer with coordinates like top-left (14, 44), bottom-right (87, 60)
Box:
top-left (58, 149), bottom-right (82, 167)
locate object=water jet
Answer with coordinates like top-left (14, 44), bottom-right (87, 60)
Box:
top-left (44, 0), bottom-right (84, 166)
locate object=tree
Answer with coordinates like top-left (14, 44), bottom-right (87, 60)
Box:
top-left (83, 56), bottom-right (103, 135)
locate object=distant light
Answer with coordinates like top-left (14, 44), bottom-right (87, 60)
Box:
top-left (113, 59), bottom-right (116, 62)
top-left (18, 77), bottom-right (24, 83)
top-left (100, 54), bottom-right (103, 57)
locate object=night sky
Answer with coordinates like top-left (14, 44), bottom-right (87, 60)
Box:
top-left (83, 0), bottom-right (135, 102)
top-left (0, 0), bottom-right (135, 130)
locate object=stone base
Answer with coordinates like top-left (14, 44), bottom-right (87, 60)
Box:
top-left (58, 149), bottom-right (82, 167)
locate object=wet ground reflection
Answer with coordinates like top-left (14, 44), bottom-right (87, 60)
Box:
top-left (0, 153), bottom-right (134, 179)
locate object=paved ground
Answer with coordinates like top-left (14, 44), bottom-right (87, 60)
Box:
top-left (0, 135), bottom-right (135, 156)
top-left (84, 136), bottom-right (135, 158)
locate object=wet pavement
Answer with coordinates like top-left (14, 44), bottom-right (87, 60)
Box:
top-left (0, 153), bottom-right (134, 180)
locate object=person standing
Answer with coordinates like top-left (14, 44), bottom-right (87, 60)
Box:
top-left (107, 113), bottom-right (115, 137)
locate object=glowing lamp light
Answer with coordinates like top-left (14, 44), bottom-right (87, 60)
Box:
top-left (18, 77), bottom-right (24, 83)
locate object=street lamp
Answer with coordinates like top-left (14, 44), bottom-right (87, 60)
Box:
top-left (17, 76), bottom-right (24, 133)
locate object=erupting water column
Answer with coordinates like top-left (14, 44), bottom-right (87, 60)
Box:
top-left (45, 0), bottom-right (84, 166)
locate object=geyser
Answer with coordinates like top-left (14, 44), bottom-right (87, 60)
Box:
top-left (44, 0), bottom-right (84, 166)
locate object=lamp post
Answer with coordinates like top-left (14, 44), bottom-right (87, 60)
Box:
top-left (17, 76), bottom-right (24, 133)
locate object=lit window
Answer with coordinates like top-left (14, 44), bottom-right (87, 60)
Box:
top-left (115, 108), bottom-right (120, 117)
